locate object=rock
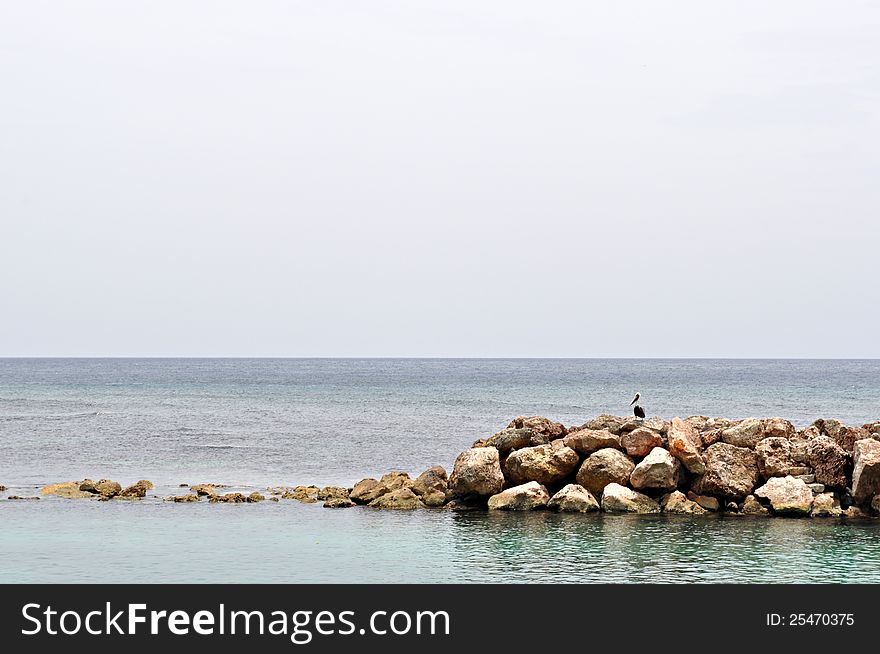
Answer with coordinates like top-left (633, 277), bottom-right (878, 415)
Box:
top-left (701, 429), bottom-right (723, 447)
top-left (811, 492), bottom-right (843, 517)
top-left (79, 479), bottom-right (99, 493)
top-left (169, 494), bottom-right (200, 502)
top-left (641, 416), bottom-right (669, 434)
top-left (449, 448), bottom-right (505, 498)
top-left (755, 437), bottom-right (796, 479)
top-left (725, 501), bottom-right (739, 513)
top-left (210, 492), bottom-right (247, 503)
top-left (834, 426), bottom-right (870, 453)
top-left (794, 474), bottom-right (815, 483)
top-left (281, 489), bottom-right (318, 503)
top-left (763, 417), bottom-right (795, 439)
top-left (706, 417), bottom-right (735, 431)
top-left (507, 416), bottom-right (566, 439)
top-left (687, 491), bottom-right (721, 511)
top-left (668, 417), bottom-right (707, 474)
top-left (721, 418), bottom-right (765, 449)
top-left (316, 486), bottom-right (349, 501)
top-left (753, 476), bottom-right (814, 515)
top-left (94, 480), bottom-right (122, 498)
top-left (40, 481), bottom-right (94, 499)
top-left (872, 495), bottom-right (880, 515)
top-left (684, 416), bottom-right (709, 432)
top-left (368, 488), bottom-right (424, 509)
top-left (693, 442), bottom-right (759, 499)
top-left (247, 492), bottom-right (265, 503)
top-left (504, 444), bottom-right (580, 485)
top-left (119, 479), bottom-right (154, 498)
top-left (601, 483), bottom-right (660, 513)
top-left (852, 439), bottom-right (880, 503)
top-left (620, 427), bottom-right (664, 458)
top-left (487, 481), bottom-right (550, 511)
top-left (864, 421), bottom-right (880, 435)
top-left (808, 483), bottom-right (826, 494)
top-left (8, 496), bottom-right (39, 500)
top-left (350, 479), bottom-right (384, 504)
top-left (562, 429), bottom-right (621, 455)
top-left (741, 495), bottom-right (769, 516)
top-left (575, 448), bottom-right (636, 496)
top-left (411, 466), bottom-right (449, 507)
top-left (191, 484), bottom-right (222, 497)
top-left (547, 484), bottom-right (599, 512)
top-left (843, 506), bottom-right (870, 519)
top-left (581, 414), bottom-right (627, 435)
top-left (630, 447), bottom-right (681, 492)
top-left (814, 419), bottom-right (843, 439)
top-left (476, 428), bottom-right (548, 452)
top-left (323, 497), bottom-right (355, 508)
top-left (789, 434), bottom-right (813, 464)
top-left (662, 490), bottom-right (706, 514)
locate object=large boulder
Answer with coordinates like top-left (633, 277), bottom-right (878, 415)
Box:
top-left (350, 472), bottom-right (411, 504)
top-left (667, 417), bottom-right (707, 474)
top-left (449, 447), bottom-right (505, 498)
top-left (316, 486), bottom-right (350, 501)
top-left (755, 437), bottom-right (796, 479)
top-left (620, 428), bottom-right (664, 458)
top-left (350, 479), bottom-right (385, 504)
top-left (601, 483), bottom-right (660, 513)
top-left (630, 447), bottom-right (681, 492)
top-left (581, 414), bottom-right (627, 435)
top-left (684, 416), bottom-right (709, 432)
top-left (811, 492), bottom-right (843, 517)
top-left (834, 426), bottom-right (870, 453)
top-left (575, 448), bottom-right (635, 496)
top-left (762, 417), bottom-right (795, 439)
top-left (620, 416), bottom-right (668, 435)
top-left (476, 428), bottom-right (548, 453)
top-left (507, 416), bottom-right (566, 439)
top-left (368, 488), bottom-right (424, 510)
top-left (40, 481), bottom-right (94, 499)
top-left (806, 436), bottom-right (849, 489)
top-left (410, 466), bottom-right (448, 507)
top-left (487, 481), bottom-right (550, 511)
top-left (721, 418), bottom-right (765, 449)
top-left (562, 429), bottom-right (620, 455)
top-left (662, 490), bottom-right (706, 514)
top-left (693, 443), bottom-right (759, 499)
top-left (547, 484), bottom-right (599, 512)
top-left (852, 439), bottom-right (880, 503)
top-left (753, 476), bottom-right (813, 515)
top-left (504, 444), bottom-right (580, 485)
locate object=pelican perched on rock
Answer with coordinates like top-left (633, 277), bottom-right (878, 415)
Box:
top-left (630, 392), bottom-right (646, 420)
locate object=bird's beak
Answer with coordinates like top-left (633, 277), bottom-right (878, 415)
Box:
top-left (630, 396), bottom-right (637, 405)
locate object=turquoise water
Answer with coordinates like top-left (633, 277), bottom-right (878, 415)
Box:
top-left (2, 358), bottom-right (880, 583)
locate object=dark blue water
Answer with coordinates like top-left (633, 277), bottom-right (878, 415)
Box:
top-left (2, 358), bottom-right (879, 583)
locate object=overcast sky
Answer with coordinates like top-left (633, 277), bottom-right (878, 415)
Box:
top-left (1, 1), bottom-right (877, 357)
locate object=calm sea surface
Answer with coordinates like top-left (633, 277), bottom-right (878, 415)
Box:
top-left (2, 358), bottom-right (879, 583)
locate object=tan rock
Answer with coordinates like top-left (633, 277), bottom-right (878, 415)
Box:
top-left (630, 447), bottom-right (681, 492)
top-left (662, 490), bottom-right (706, 515)
top-left (547, 484), bottom-right (599, 512)
top-left (40, 481), bottom-right (94, 499)
top-left (852, 439), bottom-right (880, 503)
top-left (562, 429), bottom-right (621, 455)
top-left (601, 483), bottom-right (660, 513)
top-left (368, 488), bottom-right (424, 509)
top-left (753, 476), bottom-right (813, 515)
top-left (693, 442), bottom-right (759, 499)
top-left (668, 417), bottom-right (707, 474)
top-left (504, 444), bottom-right (580, 485)
top-left (620, 427), bottom-right (664, 458)
top-left (488, 481), bottom-right (550, 511)
top-left (507, 416), bottom-right (566, 439)
top-left (756, 437), bottom-right (796, 479)
top-left (811, 492), bottom-right (843, 517)
top-left (741, 494), bottom-right (769, 515)
top-left (721, 418), bottom-right (765, 449)
top-left (575, 448), bottom-right (635, 496)
top-left (449, 448), bottom-right (505, 498)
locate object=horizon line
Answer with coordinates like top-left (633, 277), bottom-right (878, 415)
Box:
top-left (2, 356), bottom-right (879, 361)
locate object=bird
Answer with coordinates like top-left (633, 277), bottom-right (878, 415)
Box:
top-left (630, 392), bottom-right (646, 420)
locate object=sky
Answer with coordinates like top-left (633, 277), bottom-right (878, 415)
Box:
top-left (1, 1), bottom-right (878, 357)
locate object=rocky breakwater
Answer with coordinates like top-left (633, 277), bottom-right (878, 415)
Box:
top-left (341, 414), bottom-right (880, 517)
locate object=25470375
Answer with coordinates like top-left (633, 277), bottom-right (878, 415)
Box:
top-left (766, 614), bottom-right (854, 626)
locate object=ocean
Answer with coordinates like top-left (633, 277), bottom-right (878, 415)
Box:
top-left (2, 358), bottom-right (879, 583)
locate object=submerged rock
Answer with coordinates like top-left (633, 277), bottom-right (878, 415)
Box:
top-left (504, 444), bottom-right (580, 485)
top-left (562, 429), bottom-right (620, 455)
top-left (449, 447), bottom-right (505, 498)
top-left (547, 484), bottom-right (599, 512)
top-left (40, 481), bottom-right (94, 499)
top-left (210, 492), bottom-right (247, 503)
top-left (741, 494), bottom-right (769, 516)
top-left (601, 483), bottom-right (660, 514)
top-left (630, 447), bottom-right (681, 492)
top-left (620, 427), bottom-right (664, 458)
top-left (753, 476), bottom-right (813, 515)
top-left (191, 483), bottom-right (224, 497)
top-left (247, 492), bottom-right (265, 503)
top-left (575, 448), bottom-right (635, 496)
top-left (167, 494), bottom-right (200, 503)
top-left (316, 486), bottom-right (349, 501)
top-left (323, 497), bottom-right (355, 508)
top-left (693, 442), bottom-right (759, 499)
top-left (662, 491), bottom-right (706, 515)
top-left (368, 488), bottom-right (423, 510)
top-left (488, 481), bottom-right (550, 511)
top-left (119, 479), bottom-right (154, 498)
top-left (8, 496), bottom-right (39, 500)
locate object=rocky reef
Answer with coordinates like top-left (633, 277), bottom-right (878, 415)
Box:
top-left (10, 414), bottom-right (880, 518)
